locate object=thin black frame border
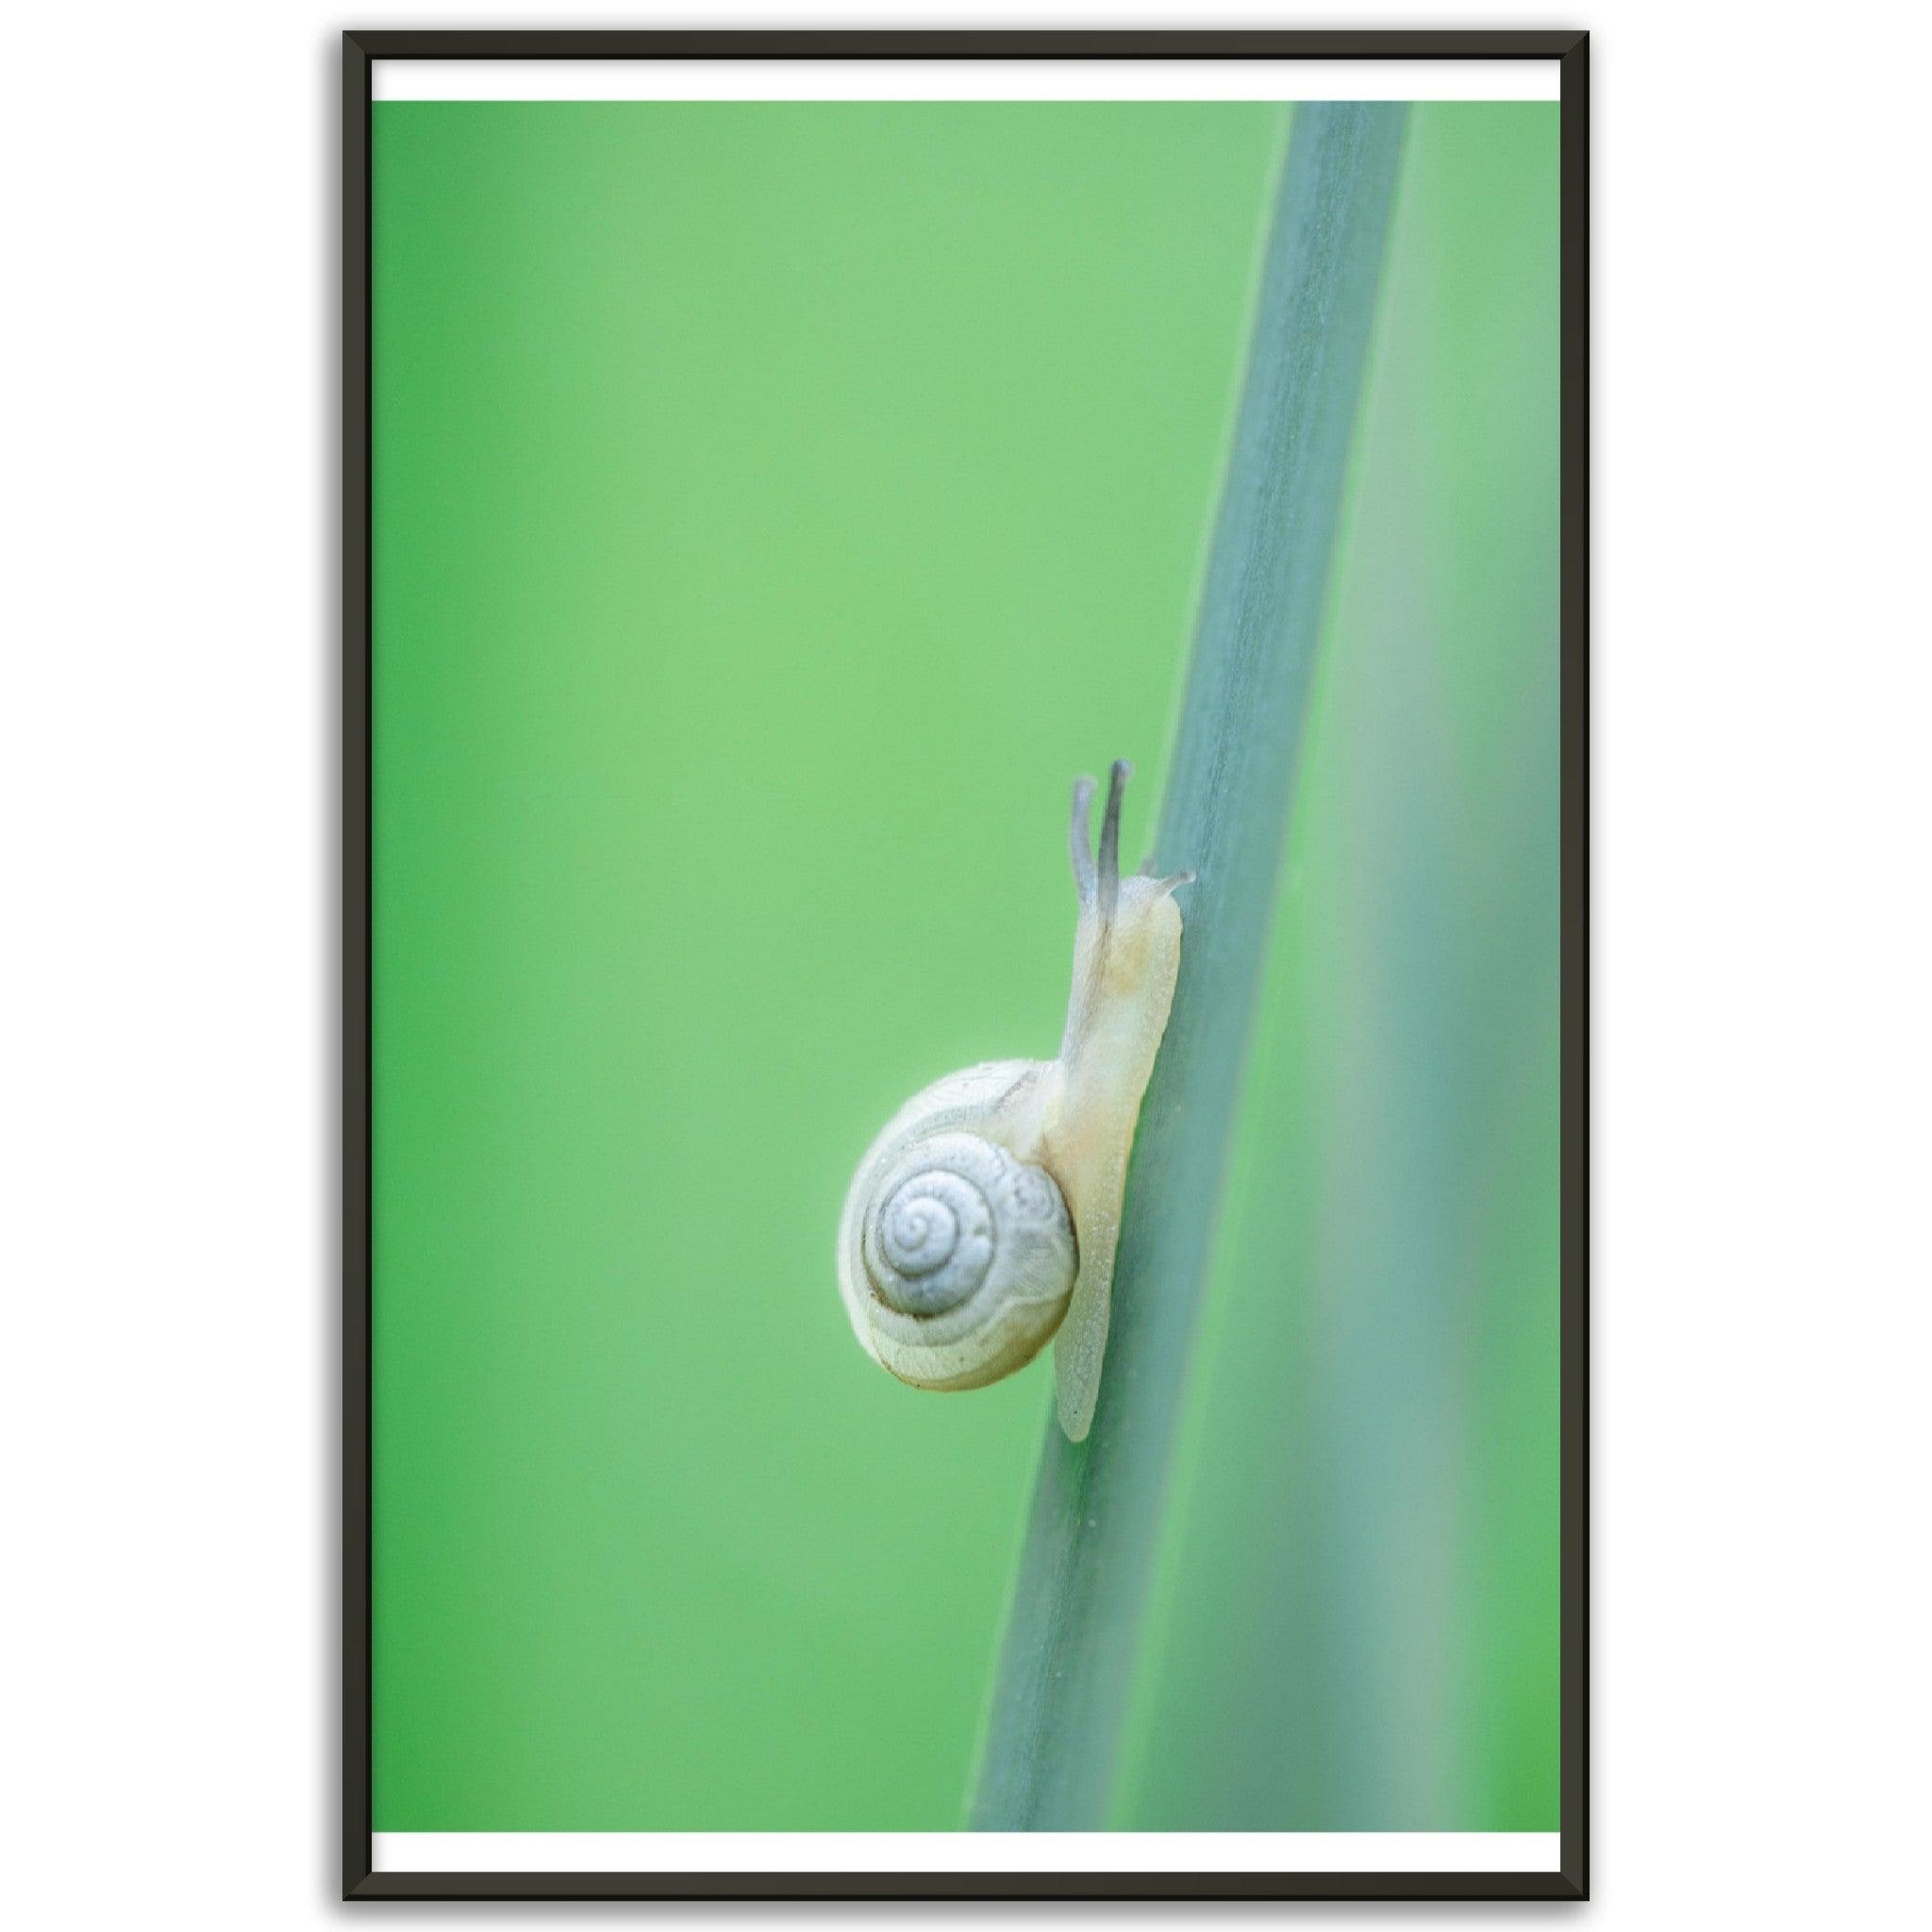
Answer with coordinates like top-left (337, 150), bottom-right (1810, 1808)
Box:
top-left (342, 26), bottom-right (1589, 1905)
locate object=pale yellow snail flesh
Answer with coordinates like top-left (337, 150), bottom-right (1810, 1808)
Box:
top-left (836, 760), bottom-right (1190, 1441)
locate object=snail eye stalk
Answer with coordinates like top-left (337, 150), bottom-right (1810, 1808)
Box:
top-left (1095, 758), bottom-right (1129, 924)
top-left (1069, 774), bottom-right (1098, 904)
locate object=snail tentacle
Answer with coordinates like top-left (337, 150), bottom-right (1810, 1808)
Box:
top-left (1095, 758), bottom-right (1128, 923)
top-left (1069, 775), bottom-right (1098, 904)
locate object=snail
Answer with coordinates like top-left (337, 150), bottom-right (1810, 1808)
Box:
top-left (837, 759), bottom-right (1191, 1441)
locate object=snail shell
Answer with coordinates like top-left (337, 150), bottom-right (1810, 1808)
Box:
top-left (837, 761), bottom-right (1191, 1438)
top-left (844, 1106), bottom-right (1075, 1391)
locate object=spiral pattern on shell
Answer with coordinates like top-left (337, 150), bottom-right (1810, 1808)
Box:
top-left (874, 1166), bottom-right (995, 1315)
top-left (852, 1128), bottom-right (1077, 1390)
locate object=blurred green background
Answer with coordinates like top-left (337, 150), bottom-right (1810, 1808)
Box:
top-left (372, 98), bottom-right (1558, 1832)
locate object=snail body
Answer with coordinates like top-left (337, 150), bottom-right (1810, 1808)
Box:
top-left (837, 761), bottom-right (1190, 1441)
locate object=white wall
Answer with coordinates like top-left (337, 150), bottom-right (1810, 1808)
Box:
top-left (7, 2), bottom-right (1924, 1922)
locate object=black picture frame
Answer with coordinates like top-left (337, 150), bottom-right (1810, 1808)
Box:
top-left (343, 26), bottom-right (1589, 1903)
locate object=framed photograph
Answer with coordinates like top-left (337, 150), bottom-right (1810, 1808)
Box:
top-left (344, 27), bottom-right (1587, 1902)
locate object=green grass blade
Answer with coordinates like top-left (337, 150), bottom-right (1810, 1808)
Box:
top-left (970, 101), bottom-right (1409, 1832)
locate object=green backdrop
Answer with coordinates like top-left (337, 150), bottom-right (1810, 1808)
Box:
top-left (372, 98), bottom-right (1559, 1832)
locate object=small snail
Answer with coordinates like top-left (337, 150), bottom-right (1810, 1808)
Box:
top-left (837, 760), bottom-right (1191, 1441)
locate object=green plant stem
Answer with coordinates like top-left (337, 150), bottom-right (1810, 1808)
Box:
top-left (970, 102), bottom-right (1409, 1832)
